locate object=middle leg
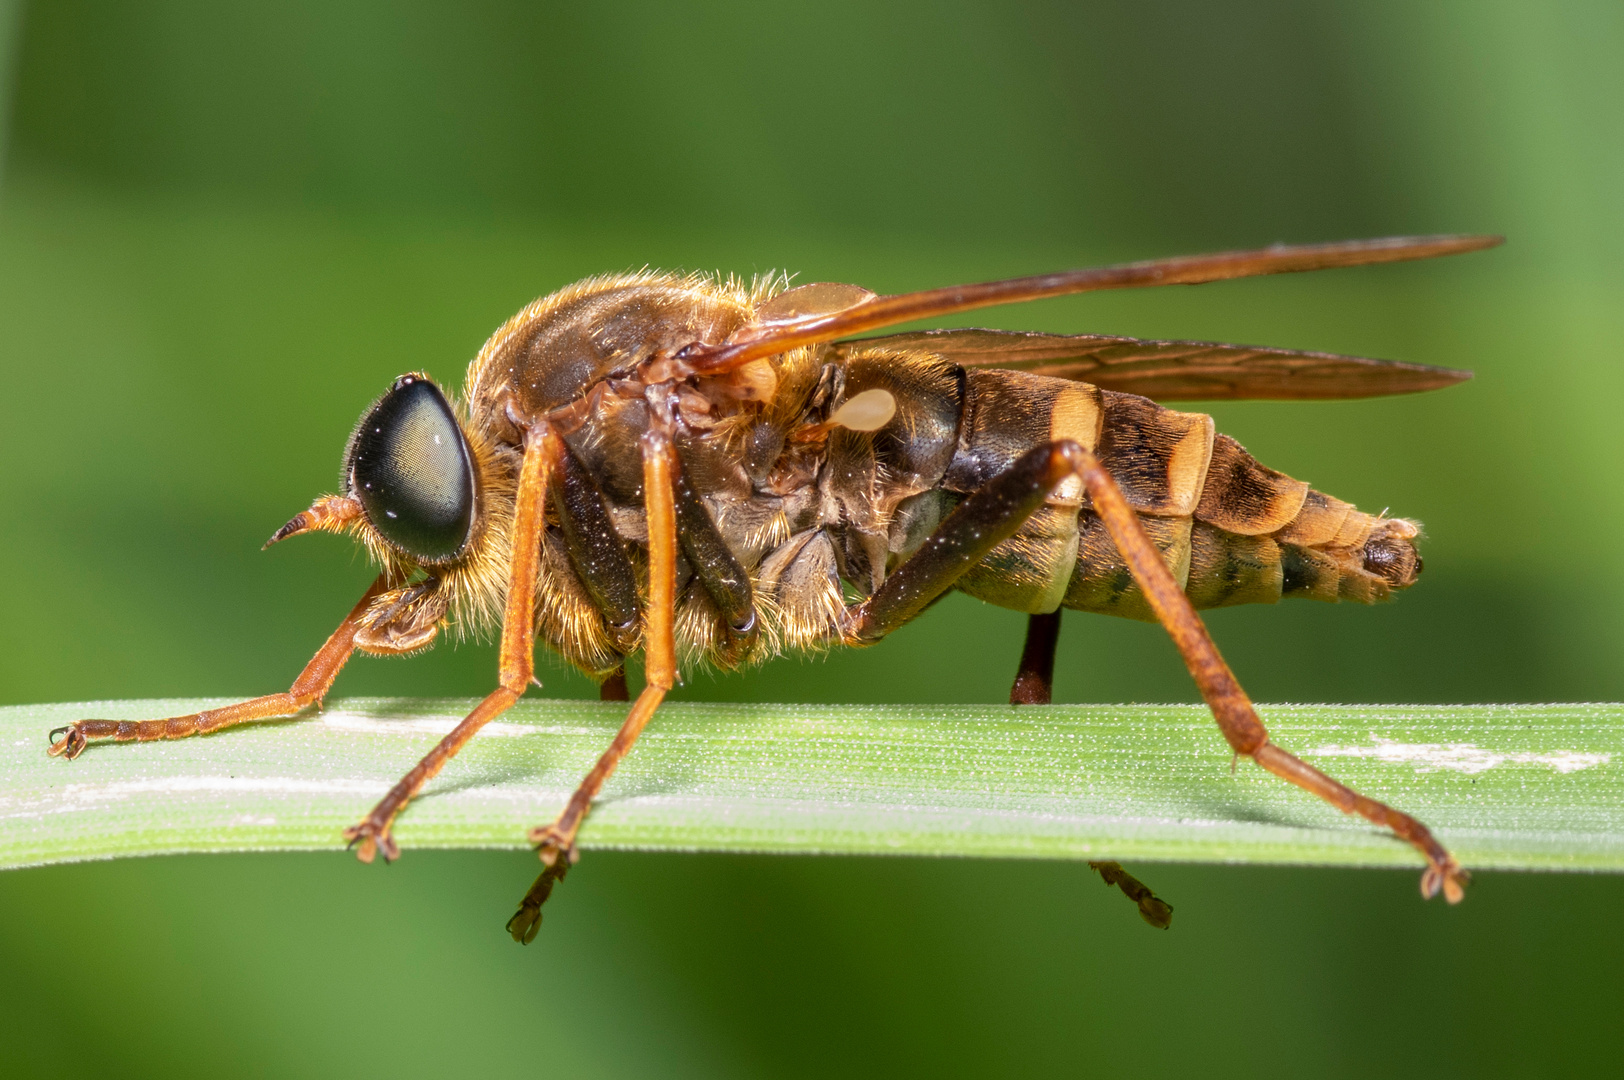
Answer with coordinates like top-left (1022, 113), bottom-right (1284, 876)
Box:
top-left (526, 426), bottom-right (681, 865)
top-left (508, 424), bottom-right (683, 943)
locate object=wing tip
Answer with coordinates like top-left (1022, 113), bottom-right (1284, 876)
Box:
top-left (1436, 233), bottom-right (1504, 254)
top-left (1361, 233), bottom-right (1504, 260)
top-left (1407, 366), bottom-right (1473, 395)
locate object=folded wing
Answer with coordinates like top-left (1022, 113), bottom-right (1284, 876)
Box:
top-left (834, 328), bottom-right (1471, 401)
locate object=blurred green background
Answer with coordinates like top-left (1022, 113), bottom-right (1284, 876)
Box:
top-left (1, 1), bottom-right (1620, 1076)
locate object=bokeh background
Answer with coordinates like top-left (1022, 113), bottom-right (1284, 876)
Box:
top-left (1, 1), bottom-right (1621, 1076)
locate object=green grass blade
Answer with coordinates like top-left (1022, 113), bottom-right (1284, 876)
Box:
top-left (3, 699), bottom-right (1620, 873)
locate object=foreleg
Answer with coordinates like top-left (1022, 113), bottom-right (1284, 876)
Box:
top-left (47, 573), bottom-right (395, 760)
top-left (343, 425), bottom-right (558, 863)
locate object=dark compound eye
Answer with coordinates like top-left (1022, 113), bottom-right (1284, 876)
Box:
top-left (344, 375), bottom-right (476, 562)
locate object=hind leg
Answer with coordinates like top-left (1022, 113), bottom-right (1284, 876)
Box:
top-left (848, 441), bottom-right (1466, 902)
top-left (1053, 440), bottom-right (1465, 901)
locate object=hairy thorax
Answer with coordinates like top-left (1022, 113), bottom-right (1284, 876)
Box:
top-left (457, 273), bottom-right (912, 673)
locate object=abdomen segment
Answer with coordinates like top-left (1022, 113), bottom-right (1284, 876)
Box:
top-left (946, 372), bottom-right (1423, 619)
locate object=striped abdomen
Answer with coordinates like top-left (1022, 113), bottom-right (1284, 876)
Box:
top-left (944, 368), bottom-right (1422, 621)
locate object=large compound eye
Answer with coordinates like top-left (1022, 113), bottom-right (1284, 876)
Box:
top-left (344, 375), bottom-right (476, 562)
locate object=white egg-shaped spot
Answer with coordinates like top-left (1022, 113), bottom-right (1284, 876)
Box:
top-left (830, 388), bottom-right (897, 432)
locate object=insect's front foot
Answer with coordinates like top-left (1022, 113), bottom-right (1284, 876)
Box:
top-left (343, 818), bottom-right (401, 864)
top-left (1421, 858), bottom-right (1470, 904)
top-left (527, 823), bottom-right (580, 869)
top-left (47, 724), bottom-right (89, 760)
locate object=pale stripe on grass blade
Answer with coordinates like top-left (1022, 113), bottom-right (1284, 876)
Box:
top-left (2, 699), bottom-right (1619, 872)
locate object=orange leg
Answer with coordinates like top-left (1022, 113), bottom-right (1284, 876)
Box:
top-left (343, 426), bottom-right (559, 863)
top-left (1055, 441), bottom-right (1468, 903)
top-left (47, 573), bottom-right (395, 760)
top-left (508, 426), bottom-right (680, 943)
top-left (847, 439), bottom-right (1465, 902)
